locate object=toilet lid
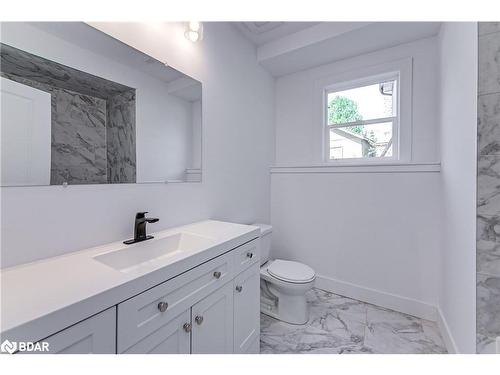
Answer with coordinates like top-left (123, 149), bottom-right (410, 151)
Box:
top-left (267, 259), bottom-right (315, 283)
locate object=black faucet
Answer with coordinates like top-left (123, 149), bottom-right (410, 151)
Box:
top-left (124, 212), bottom-right (159, 245)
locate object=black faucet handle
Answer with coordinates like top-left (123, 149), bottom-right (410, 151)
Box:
top-left (135, 212), bottom-right (148, 219)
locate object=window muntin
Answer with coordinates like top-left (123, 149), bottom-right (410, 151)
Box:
top-left (325, 77), bottom-right (399, 162)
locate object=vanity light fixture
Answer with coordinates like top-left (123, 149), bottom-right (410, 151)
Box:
top-left (185, 21), bottom-right (203, 42)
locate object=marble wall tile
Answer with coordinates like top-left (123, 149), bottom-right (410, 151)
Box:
top-left (477, 155), bottom-right (500, 216)
top-left (479, 31), bottom-right (500, 96)
top-left (107, 91), bottom-right (136, 183)
top-left (478, 26), bottom-right (500, 352)
top-left (478, 93), bottom-right (500, 155)
top-left (51, 88), bottom-right (107, 185)
top-left (1, 42), bottom-right (137, 185)
top-left (477, 214), bottom-right (500, 276)
top-left (477, 274), bottom-right (500, 345)
top-left (2, 70), bottom-right (111, 185)
top-left (1, 43), bottom-right (132, 99)
top-left (479, 22), bottom-right (500, 36)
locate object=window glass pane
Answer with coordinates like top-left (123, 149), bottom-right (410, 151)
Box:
top-left (329, 122), bottom-right (393, 160)
top-left (327, 80), bottom-right (397, 125)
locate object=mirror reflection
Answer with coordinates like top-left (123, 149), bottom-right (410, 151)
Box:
top-left (0, 22), bottom-right (202, 186)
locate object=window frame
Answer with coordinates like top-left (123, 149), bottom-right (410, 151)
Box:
top-left (324, 72), bottom-right (400, 164)
top-left (315, 58), bottom-right (413, 166)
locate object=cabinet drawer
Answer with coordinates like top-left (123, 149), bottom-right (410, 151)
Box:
top-left (232, 238), bottom-right (259, 274)
top-left (117, 251), bottom-right (234, 353)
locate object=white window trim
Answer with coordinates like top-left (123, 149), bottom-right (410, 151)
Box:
top-left (314, 57), bottom-right (413, 166)
top-left (324, 72), bottom-right (400, 163)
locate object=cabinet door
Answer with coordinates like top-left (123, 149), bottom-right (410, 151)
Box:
top-left (37, 307), bottom-right (116, 354)
top-left (233, 263), bottom-right (260, 353)
top-left (122, 309), bottom-right (191, 354)
top-left (191, 282), bottom-right (233, 354)
top-left (117, 251), bottom-right (233, 353)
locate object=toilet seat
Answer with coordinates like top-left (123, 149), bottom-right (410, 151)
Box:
top-left (267, 259), bottom-right (315, 284)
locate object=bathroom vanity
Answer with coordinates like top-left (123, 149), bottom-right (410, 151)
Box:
top-left (0, 220), bottom-right (261, 354)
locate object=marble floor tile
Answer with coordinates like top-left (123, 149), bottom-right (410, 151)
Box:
top-left (260, 288), bottom-right (447, 354)
top-left (308, 289), bottom-right (368, 324)
top-left (364, 305), bottom-right (446, 354)
top-left (477, 333), bottom-right (497, 354)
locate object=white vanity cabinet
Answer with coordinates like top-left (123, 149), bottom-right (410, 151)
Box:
top-left (35, 307), bottom-right (116, 354)
top-left (3, 225), bottom-right (261, 355)
top-left (116, 238), bottom-right (260, 354)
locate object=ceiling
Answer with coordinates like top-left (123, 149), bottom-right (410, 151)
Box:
top-left (233, 22), bottom-right (320, 46)
top-left (30, 22), bottom-right (442, 81)
top-left (232, 22), bottom-right (442, 77)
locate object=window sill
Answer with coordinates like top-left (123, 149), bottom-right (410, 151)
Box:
top-left (270, 162), bottom-right (441, 174)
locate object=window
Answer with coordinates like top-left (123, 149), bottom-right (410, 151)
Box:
top-left (324, 75), bottom-right (399, 162)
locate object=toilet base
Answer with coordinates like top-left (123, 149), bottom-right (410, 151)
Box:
top-left (260, 276), bottom-right (315, 325)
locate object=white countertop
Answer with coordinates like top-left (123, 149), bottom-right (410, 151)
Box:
top-left (0, 220), bottom-right (259, 343)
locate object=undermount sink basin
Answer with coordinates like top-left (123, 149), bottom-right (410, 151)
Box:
top-left (93, 232), bottom-right (215, 272)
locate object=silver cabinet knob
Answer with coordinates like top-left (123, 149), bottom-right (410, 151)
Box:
top-left (246, 252), bottom-right (253, 258)
top-left (157, 301), bottom-right (168, 312)
top-left (235, 285), bottom-right (243, 292)
top-left (195, 315), bottom-right (204, 325)
top-left (183, 323), bottom-right (192, 332)
top-left (213, 271), bottom-right (221, 279)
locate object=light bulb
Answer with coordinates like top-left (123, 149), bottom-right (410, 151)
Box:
top-left (185, 21), bottom-right (203, 42)
top-left (189, 21), bottom-right (201, 32)
top-left (187, 30), bottom-right (199, 42)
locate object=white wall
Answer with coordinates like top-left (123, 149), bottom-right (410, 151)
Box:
top-left (271, 37), bottom-right (442, 319)
top-left (275, 37), bottom-right (440, 165)
top-left (438, 22), bottom-right (477, 353)
top-left (0, 22), bottom-right (274, 268)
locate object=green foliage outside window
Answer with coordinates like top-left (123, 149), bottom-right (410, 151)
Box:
top-left (328, 96), bottom-right (364, 134)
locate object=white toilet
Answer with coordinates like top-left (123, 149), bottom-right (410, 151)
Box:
top-left (253, 223), bottom-right (315, 325)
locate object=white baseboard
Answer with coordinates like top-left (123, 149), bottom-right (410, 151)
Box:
top-left (315, 274), bottom-right (438, 321)
top-left (436, 307), bottom-right (458, 354)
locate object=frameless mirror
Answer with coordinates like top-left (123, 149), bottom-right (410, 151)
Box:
top-left (0, 22), bottom-right (202, 186)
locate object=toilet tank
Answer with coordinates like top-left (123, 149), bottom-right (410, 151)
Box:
top-left (252, 223), bottom-right (272, 265)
